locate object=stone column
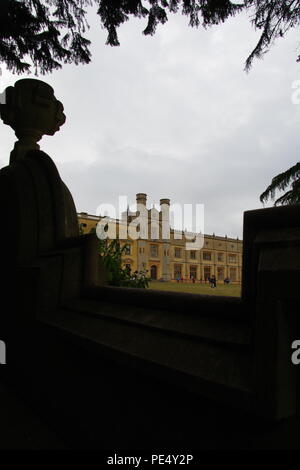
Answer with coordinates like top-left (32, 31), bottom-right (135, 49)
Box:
top-left (160, 198), bottom-right (171, 281)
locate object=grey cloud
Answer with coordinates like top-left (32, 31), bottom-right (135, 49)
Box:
top-left (1, 9), bottom-right (300, 239)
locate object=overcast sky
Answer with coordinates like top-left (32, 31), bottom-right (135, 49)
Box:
top-left (1, 7), bottom-right (300, 238)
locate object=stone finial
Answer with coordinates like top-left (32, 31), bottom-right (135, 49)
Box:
top-left (0, 79), bottom-right (66, 164)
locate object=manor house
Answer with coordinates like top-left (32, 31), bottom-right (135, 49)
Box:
top-left (78, 193), bottom-right (242, 283)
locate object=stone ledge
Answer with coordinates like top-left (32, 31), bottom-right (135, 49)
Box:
top-left (62, 297), bottom-right (251, 349)
top-left (85, 285), bottom-right (246, 320)
top-left (39, 304), bottom-right (253, 411)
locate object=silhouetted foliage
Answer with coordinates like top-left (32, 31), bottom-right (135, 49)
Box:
top-left (2, 1), bottom-right (300, 74)
top-left (260, 162), bottom-right (300, 205)
top-left (0, 0), bottom-right (92, 74)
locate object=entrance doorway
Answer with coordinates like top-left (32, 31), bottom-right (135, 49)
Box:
top-left (151, 265), bottom-right (158, 280)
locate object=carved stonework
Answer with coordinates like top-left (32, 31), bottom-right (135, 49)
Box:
top-left (0, 78), bottom-right (66, 163)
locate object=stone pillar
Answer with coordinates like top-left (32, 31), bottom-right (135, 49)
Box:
top-left (242, 205), bottom-right (300, 420)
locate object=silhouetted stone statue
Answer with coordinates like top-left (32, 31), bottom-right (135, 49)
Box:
top-left (0, 79), bottom-right (96, 326)
top-left (0, 79), bottom-right (79, 261)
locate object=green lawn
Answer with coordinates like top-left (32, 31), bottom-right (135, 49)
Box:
top-left (148, 281), bottom-right (241, 297)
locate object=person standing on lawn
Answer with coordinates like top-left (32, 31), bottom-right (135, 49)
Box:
top-left (210, 275), bottom-right (217, 288)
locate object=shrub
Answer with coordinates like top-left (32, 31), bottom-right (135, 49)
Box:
top-left (98, 238), bottom-right (150, 288)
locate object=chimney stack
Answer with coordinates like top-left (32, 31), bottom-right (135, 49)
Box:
top-left (136, 193), bottom-right (147, 206)
top-left (160, 198), bottom-right (170, 236)
top-left (160, 198), bottom-right (170, 207)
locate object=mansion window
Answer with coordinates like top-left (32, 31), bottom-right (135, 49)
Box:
top-left (174, 248), bottom-right (181, 258)
top-left (217, 253), bottom-right (224, 262)
top-left (228, 254), bottom-right (237, 263)
top-left (204, 266), bottom-right (211, 281)
top-left (203, 251), bottom-right (212, 261)
top-left (150, 244), bottom-right (158, 258)
top-left (174, 264), bottom-right (182, 279)
top-left (124, 244), bottom-right (131, 255)
top-left (217, 267), bottom-right (224, 281)
top-left (229, 267), bottom-right (237, 281)
top-left (190, 250), bottom-right (196, 260)
top-left (190, 265), bottom-right (197, 279)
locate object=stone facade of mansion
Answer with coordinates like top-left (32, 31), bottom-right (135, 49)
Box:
top-left (78, 193), bottom-right (242, 283)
